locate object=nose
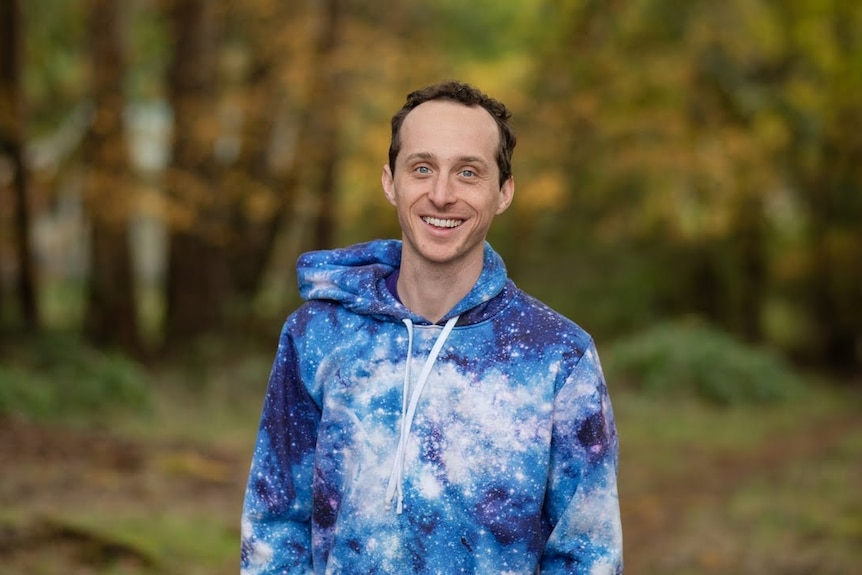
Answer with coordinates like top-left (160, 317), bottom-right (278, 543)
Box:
top-left (428, 175), bottom-right (455, 207)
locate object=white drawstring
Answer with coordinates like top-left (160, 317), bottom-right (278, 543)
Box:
top-left (385, 315), bottom-right (459, 513)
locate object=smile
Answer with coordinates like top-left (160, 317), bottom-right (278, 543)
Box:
top-left (422, 216), bottom-right (463, 229)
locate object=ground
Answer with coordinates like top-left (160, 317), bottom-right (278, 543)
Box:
top-left (0, 414), bottom-right (246, 574)
top-left (1, 386), bottom-right (861, 574)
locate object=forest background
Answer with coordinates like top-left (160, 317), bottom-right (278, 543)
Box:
top-left (1, 0), bottom-right (861, 574)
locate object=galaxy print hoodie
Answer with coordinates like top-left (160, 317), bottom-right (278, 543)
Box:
top-left (241, 239), bottom-right (623, 575)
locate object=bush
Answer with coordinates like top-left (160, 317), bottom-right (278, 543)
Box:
top-left (604, 319), bottom-right (807, 405)
top-left (0, 334), bottom-right (152, 421)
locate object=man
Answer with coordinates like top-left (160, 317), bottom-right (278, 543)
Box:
top-left (241, 81), bottom-right (623, 574)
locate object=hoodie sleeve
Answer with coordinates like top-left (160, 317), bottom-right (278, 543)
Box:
top-left (540, 340), bottom-right (624, 574)
top-left (241, 321), bottom-right (320, 575)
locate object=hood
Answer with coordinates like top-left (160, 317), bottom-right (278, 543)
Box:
top-left (297, 239), bottom-right (516, 513)
top-left (296, 239), bottom-right (512, 325)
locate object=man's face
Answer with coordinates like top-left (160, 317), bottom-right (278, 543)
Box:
top-left (382, 100), bottom-right (514, 272)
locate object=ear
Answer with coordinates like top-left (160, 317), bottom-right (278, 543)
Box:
top-left (496, 176), bottom-right (514, 215)
top-left (382, 164), bottom-right (397, 206)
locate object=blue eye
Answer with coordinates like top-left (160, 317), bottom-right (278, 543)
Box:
top-left (416, 166), bottom-right (431, 174)
top-left (461, 170), bottom-right (475, 177)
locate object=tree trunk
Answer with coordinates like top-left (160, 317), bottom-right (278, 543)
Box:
top-left (219, 0), bottom-right (345, 303)
top-left (0, 0), bottom-right (39, 332)
top-left (219, 1), bottom-right (303, 300)
top-left (81, 0), bottom-right (141, 352)
top-left (162, 0), bottom-right (227, 346)
top-left (728, 190), bottom-right (766, 343)
top-left (805, 170), bottom-right (862, 374)
top-left (306, 0), bottom-right (344, 251)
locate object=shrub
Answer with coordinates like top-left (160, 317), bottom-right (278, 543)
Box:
top-left (0, 334), bottom-right (152, 421)
top-left (604, 319), bottom-right (807, 405)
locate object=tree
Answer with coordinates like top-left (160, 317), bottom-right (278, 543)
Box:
top-left (306, 0), bottom-right (345, 251)
top-left (521, 0), bottom-right (862, 373)
top-left (218, 0), bottom-right (310, 301)
top-left (775, 0), bottom-right (862, 372)
top-left (0, 0), bottom-right (39, 332)
top-left (157, 0), bottom-right (355, 344)
top-left (81, 0), bottom-right (141, 352)
top-left (162, 0), bottom-right (227, 346)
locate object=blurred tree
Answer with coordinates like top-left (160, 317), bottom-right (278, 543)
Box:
top-left (306, 0), bottom-right (344, 251)
top-left (218, 0), bottom-right (347, 296)
top-left (0, 0), bottom-right (39, 332)
top-left (21, 0), bottom-right (87, 134)
top-left (774, 0), bottom-right (862, 372)
top-left (159, 0), bottom-right (357, 342)
top-left (521, 0), bottom-right (861, 373)
top-left (516, 0), bottom-right (662, 335)
top-left (162, 0), bottom-right (227, 345)
top-left (81, 0), bottom-right (141, 353)
top-left (217, 0), bottom-right (306, 300)
top-left (8, 0), bottom-right (858, 373)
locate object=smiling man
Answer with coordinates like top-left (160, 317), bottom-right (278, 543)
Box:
top-left (382, 97), bottom-right (514, 324)
top-left (241, 81), bottom-right (623, 574)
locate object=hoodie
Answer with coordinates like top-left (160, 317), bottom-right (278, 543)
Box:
top-left (241, 239), bottom-right (623, 574)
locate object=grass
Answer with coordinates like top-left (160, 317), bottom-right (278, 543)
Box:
top-left (1, 339), bottom-right (860, 574)
top-left (614, 382), bottom-right (862, 574)
top-left (0, 337), bottom-right (270, 575)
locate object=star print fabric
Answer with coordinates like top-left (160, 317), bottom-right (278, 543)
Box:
top-left (241, 240), bottom-right (623, 574)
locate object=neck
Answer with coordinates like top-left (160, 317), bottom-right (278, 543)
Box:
top-left (397, 253), bottom-right (483, 324)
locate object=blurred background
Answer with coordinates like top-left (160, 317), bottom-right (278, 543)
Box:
top-left (1, 0), bottom-right (860, 574)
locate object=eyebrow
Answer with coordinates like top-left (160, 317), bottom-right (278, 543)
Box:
top-left (456, 155), bottom-right (489, 169)
top-left (404, 152), bottom-right (490, 169)
top-left (404, 152), bottom-right (434, 163)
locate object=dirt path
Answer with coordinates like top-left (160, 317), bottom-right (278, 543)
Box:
top-left (620, 410), bottom-right (862, 574)
top-left (0, 417), bottom-right (247, 573)
top-left (2, 406), bottom-right (860, 574)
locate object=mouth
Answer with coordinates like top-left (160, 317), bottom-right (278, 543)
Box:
top-left (422, 216), bottom-right (464, 229)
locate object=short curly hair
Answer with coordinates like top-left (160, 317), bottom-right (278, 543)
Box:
top-left (388, 81), bottom-right (516, 187)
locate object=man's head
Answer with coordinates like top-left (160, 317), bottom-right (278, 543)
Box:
top-left (381, 85), bottom-right (515, 276)
top-left (388, 81), bottom-right (517, 188)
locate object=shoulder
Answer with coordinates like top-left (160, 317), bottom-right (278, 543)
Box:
top-left (510, 285), bottom-right (593, 345)
top-left (277, 300), bottom-right (347, 343)
top-left (469, 283), bottom-right (595, 368)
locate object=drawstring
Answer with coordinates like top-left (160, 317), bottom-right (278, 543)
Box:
top-left (385, 315), bottom-right (459, 513)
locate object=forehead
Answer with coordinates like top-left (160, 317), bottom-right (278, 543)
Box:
top-left (399, 100), bottom-right (500, 159)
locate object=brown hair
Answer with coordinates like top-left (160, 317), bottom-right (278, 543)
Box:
top-left (388, 81), bottom-right (516, 187)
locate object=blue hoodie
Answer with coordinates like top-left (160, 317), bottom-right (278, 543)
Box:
top-left (241, 239), bottom-right (623, 574)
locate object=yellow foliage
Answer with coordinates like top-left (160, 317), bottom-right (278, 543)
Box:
top-left (518, 173), bottom-right (566, 212)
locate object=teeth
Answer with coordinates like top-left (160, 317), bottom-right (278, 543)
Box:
top-left (423, 217), bottom-right (462, 228)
